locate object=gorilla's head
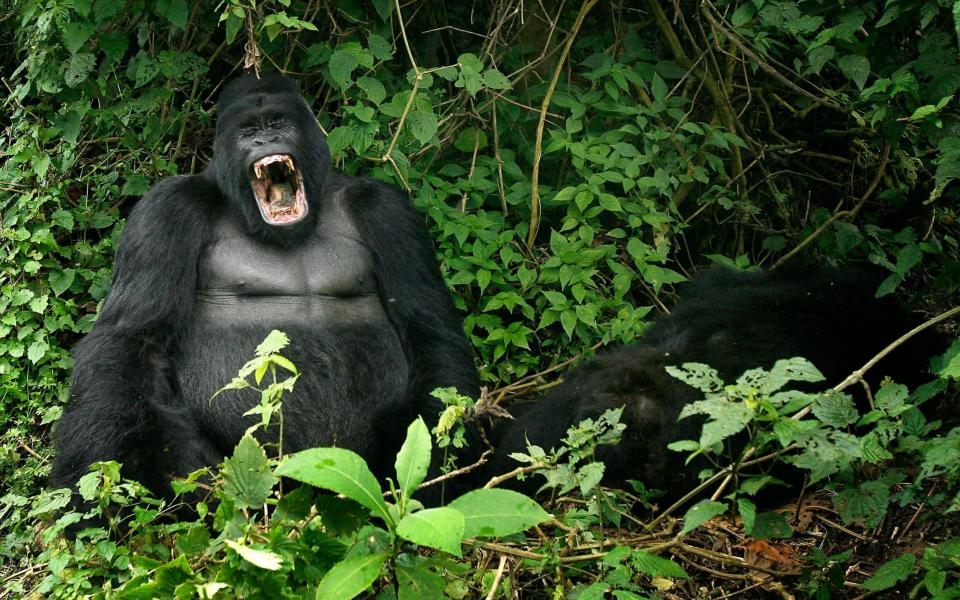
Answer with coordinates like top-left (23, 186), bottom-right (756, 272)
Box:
top-left (209, 73), bottom-right (330, 244)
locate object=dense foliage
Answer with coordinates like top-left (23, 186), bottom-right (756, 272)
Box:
top-left (1, 0), bottom-right (959, 597)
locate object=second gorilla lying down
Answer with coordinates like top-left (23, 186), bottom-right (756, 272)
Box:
top-left (480, 266), bottom-right (942, 500)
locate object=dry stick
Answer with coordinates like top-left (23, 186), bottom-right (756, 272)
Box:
top-left (491, 95), bottom-right (509, 216)
top-left (772, 144), bottom-right (890, 269)
top-left (484, 555), bottom-right (509, 600)
top-left (525, 0), bottom-right (599, 250)
top-left (648, 0), bottom-right (745, 196)
top-left (417, 450), bottom-right (492, 490)
top-left (484, 463), bottom-right (549, 489)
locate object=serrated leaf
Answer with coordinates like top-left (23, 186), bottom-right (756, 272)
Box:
top-left (222, 435), bottom-right (277, 509)
top-left (681, 500), bottom-right (726, 534)
top-left (482, 68), bottom-right (511, 90)
top-left (27, 340), bottom-right (48, 364)
top-left (224, 539), bottom-right (282, 571)
top-left (63, 21), bottom-right (94, 54)
top-left (155, 0), bottom-right (188, 28)
top-left (276, 448), bottom-right (391, 524)
top-left (630, 550), bottom-right (689, 579)
top-left (65, 53), bottom-right (96, 88)
top-left (329, 49), bottom-right (359, 89)
top-left (838, 54), bottom-right (870, 90)
top-left (255, 330), bottom-right (289, 356)
top-left (812, 391), bottom-right (859, 427)
top-left (315, 552), bottom-right (389, 600)
top-left (448, 488), bottom-right (551, 538)
top-left (396, 559), bottom-right (445, 600)
top-left (395, 418), bottom-right (431, 502)
top-left (396, 507), bottom-right (464, 556)
top-left (862, 553), bottom-right (915, 591)
top-left (356, 76), bottom-right (386, 105)
top-left (407, 110), bottom-right (437, 145)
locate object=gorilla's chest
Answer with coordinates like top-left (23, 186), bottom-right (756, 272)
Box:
top-left (194, 205), bottom-right (383, 326)
top-left (200, 208), bottom-right (375, 297)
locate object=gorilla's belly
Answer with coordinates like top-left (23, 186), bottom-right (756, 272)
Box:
top-left (176, 297), bottom-right (409, 459)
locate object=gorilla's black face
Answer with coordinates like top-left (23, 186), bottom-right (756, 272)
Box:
top-left (209, 73), bottom-right (330, 243)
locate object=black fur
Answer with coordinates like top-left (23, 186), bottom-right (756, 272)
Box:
top-left (480, 266), bottom-right (942, 500)
top-left (52, 74), bottom-right (480, 504)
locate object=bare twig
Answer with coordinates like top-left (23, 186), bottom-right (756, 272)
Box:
top-left (526, 0), bottom-right (599, 250)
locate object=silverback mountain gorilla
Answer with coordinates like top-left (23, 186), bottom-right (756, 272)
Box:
top-left (52, 74), bottom-right (479, 499)
top-left (480, 266), bottom-right (942, 501)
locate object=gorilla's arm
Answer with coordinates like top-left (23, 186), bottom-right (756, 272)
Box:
top-left (346, 178), bottom-right (480, 419)
top-left (52, 176), bottom-right (218, 493)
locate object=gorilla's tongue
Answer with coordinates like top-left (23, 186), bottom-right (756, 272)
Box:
top-left (269, 182), bottom-right (295, 208)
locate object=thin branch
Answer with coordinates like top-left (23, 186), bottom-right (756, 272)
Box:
top-left (526, 0), bottom-right (599, 250)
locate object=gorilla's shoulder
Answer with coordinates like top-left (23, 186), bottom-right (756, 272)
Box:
top-left (131, 175), bottom-right (220, 218)
top-left (333, 173), bottom-right (414, 215)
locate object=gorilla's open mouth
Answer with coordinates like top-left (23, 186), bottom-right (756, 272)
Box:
top-left (250, 154), bottom-right (307, 225)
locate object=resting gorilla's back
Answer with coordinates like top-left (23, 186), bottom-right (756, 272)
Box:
top-left (484, 266), bottom-right (939, 500)
top-left (52, 74), bottom-right (479, 494)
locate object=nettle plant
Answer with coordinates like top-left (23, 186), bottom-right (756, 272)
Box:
top-left (19, 332), bottom-right (552, 599)
top-left (663, 346), bottom-right (959, 546)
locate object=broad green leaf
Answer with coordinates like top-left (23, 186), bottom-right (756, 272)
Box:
top-left (681, 500), bottom-right (726, 535)
top-left (276, 448), bottom-right (391, 524)
top-left (482, 68), bottom-right (511, 90)
top-left (27, 340), bottom-right (48, 364)
top-left (394, 418), bottom-right (431, 502)
top-left (396, 559), bottom-right (445, 600)
top-left (838, 54), bottom-right (870, 90)
top-left (222, 435), bottom-right (277, 509)
top-left (315, 552), bottom-right (389, 600)
top-left (155, 0), bottom-right (188, 28)
top-left (356, 76), bottom-right (386, 105)
top-left (224, 539), bottom-right (282, 571)
top-left (407, 110), bottom-right (438, 145)
top-left (862, 553), bottom-right (916, 591)
top-left (448, 488), bottom-right (551, 538)
top-left (65, 53), bottom-right (96, 88)
top-left (329, 49), bottom-right (359, 89)
top-left (630, 550), bottom-right (688, 579)
top-left (396, 507), bottom-right (464, 556)
top-left (63, 21), bottom-right (94, 54)
top-left (812, 391), bottom-right (858, 427)
top-left (255, 330), bottom-right (289, 356)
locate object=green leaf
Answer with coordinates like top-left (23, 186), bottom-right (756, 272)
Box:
top-left (482, 68), bottom-right (511, 90)
top-left (838, 54), bottom-right (870, 90)
top-left (396, 507), bottom-right (464, 556)
top-left (407, 110), bottom-right (438, 145)
top-left (65, 53), bottom-right (96, 88)
top-left (356, 76), bottom-right (386, 105)
top-left (862, 553), bottom-right (916, 591)
top-left (155, 0), bottom-right (188, 28)
top-left (255, 330), bottom-right (289, 356)
top-left (812, 391), bottom-right (859, 427)
top-left (395, 418), bottom-right (431, 502)
top-left (127, 50), bottom-right (159, 88)
top-left (276, 448), bottom-right (391, 524)
top-left (681, 500), bottom-right (726, 535)
top-left (448, 488), bottom-right (551, 538)
top-left (329, 49), bottom-right (359, 89)
top-left (630, 550), bottom-right (689, 579)
top-left (63, 21), bottom-right (94, 54)
top-left (224, 539), bottom-right (283, 571)
top-left (49, 269), bottom-right (75, 296)
top-left (315, 552), bottom-right (389, 600)
top-left (396, 558), bottom-right (445, 600)
top-left (222, 436), bottom-right (278, 509)
top-left (27, 339), bottom-right (48, 364)
top-left (367, 33), bottom-right (393, 61)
